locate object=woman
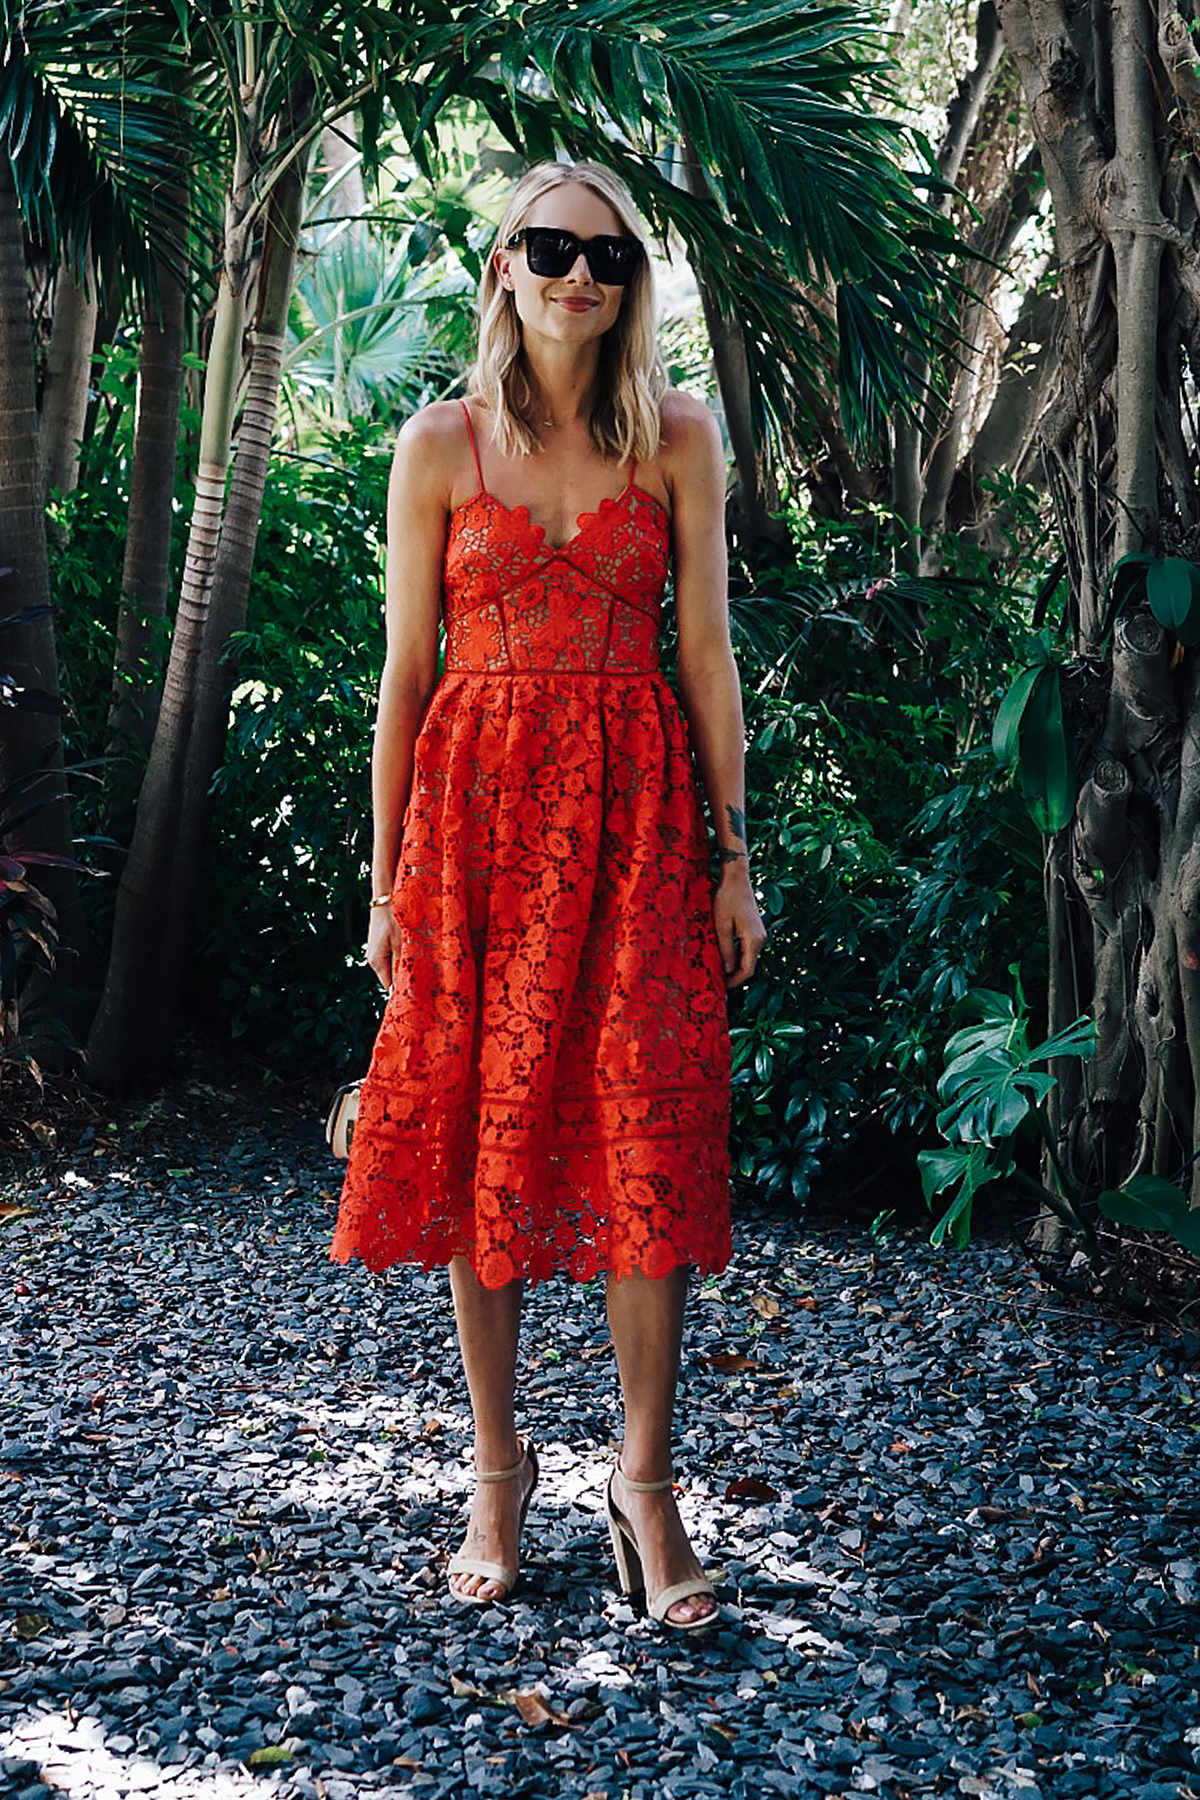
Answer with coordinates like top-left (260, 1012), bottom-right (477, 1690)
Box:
top-left (331, 160), bottom-right (766, 1633)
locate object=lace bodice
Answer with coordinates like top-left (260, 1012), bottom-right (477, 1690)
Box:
top-left (443, 486), bottom-right (670, 675)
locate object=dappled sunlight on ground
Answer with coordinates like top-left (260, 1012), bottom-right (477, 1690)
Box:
top-left (0, 1708), bottom-right (279, 1797)
top-left (4, 1111), bottom-right (1198, 1797)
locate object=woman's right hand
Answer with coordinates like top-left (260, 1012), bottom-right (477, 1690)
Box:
top-left (365, 902), bottom-right (402, 994)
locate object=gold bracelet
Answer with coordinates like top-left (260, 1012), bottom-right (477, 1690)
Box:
top-left (369, 893), bottom-right (392, 908)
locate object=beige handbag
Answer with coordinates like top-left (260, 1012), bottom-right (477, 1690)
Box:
top-left (325, 1081), bottom-right (362, 1159)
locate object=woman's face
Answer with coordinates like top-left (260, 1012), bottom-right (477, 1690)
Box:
top-left (494, 182), bottom-right (629, 346)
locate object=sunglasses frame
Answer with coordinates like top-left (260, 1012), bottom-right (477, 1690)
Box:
top-left (503, 226), bottom-right (643, 287)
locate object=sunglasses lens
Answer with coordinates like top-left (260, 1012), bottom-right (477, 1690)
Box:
top-left (523, 230), bottom-right (576, 277)
top-left (590, 238), bottom-right (640, 283)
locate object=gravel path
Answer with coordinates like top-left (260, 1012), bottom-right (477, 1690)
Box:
top-left (2, 1086), bottom-right (1198, 1800)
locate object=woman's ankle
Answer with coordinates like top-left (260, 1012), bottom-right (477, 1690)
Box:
top-left (472, 1432), bottom-right (523, 1475)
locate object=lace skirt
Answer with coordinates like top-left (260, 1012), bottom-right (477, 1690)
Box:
top-left (330, 670), bottom-right (732, 1288)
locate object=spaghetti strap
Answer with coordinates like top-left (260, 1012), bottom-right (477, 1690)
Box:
top-left (460, 399), bottom-right (486, 496)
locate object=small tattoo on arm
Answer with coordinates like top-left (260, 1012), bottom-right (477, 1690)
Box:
top-left (717, 847), bottom-right (747, 865)
top-left (725, 805), bottom-right (747, 845)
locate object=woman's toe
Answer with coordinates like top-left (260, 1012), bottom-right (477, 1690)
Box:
top-left (668, 1592), bottom-right (715, 1626)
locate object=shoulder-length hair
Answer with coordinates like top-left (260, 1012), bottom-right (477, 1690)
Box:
top-left (469, 160), bottom-right (666, 464)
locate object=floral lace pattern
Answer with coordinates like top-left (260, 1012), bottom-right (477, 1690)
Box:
top-left (330, 476), bottom-right (731, 1289)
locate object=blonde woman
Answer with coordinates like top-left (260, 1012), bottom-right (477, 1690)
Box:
top-left (331, 160), bottom-right (765, 1633)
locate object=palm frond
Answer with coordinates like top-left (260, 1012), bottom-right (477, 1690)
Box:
top-left (396, 0), bottom-right (962, 454)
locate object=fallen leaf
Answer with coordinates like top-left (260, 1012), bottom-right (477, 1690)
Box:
top-left (422, 1418), bottom-right (442, 1436)
top-left (890, 1441), bottom-right (913, 1454)
top-left (390, 1757), bottom-right (421, 1770)
top-left (0, 1206), bottom-right (34, 1222)
top-left (504, 1689), bottom-right (571, 1728)
top-left (449, 1674), bottom-right (487, 1700)
top-left (750, 1293), bottom-right (781, 1319)
top-left (15, 1613), bottom-right (51, 1640)
top-left (706, 1353), bottom-right (758, 1374)
top-left (795, 1296), bottom-right (817, 1311)
top-left (245, 1746), bottom-right (292, 1767)
top-left (724, 1476), bottom-right (780, 1503)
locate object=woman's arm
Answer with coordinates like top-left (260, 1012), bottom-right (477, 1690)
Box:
top-left (667, 394), bottom-right (767, 989)
top-left (364, 407), bottom-right (453, 991)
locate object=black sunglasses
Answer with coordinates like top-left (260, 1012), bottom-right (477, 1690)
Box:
top-left (504, 226), bottom-right (643, 286)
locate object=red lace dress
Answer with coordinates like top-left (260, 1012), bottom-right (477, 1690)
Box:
top-left (330, 408), bottom-right (731, 1288)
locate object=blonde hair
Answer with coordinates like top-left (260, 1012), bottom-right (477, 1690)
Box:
top-left (470, 161), bottom-right (666, 463)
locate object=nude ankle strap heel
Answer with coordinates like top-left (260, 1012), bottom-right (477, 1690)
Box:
top-left (605, 1462), bottom-right (719, 1635)
top-left (447, 1440), bottom-right (539, 1605)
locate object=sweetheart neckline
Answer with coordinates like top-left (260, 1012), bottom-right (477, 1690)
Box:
top-left (448, 482), bottom-right (669, 554)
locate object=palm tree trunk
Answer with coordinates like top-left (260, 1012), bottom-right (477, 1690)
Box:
top-left (40, 240), bottom-right (98, 506)
top-left (0, 158), bottom-right (86, 959)
top-left (106, 226), bottom-right (188, 764)
top-left (87, 118), bottom-right (312, 1090)
top-left (86, 270), bottom-right (245, 1089)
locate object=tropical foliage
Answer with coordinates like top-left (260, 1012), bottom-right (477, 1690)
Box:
top-left (4, 0), bottom-right (1200, 1318)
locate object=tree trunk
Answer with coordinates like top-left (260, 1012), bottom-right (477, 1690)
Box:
top-left (106, 231), bottom-right (188, 764)
top-left (678, 139), bottom-right (791, 558)
top-left (892, 3), bottom-right (1010, 573)
top-left (0, 158), bottom-right (87, 965)
top-left (40, 240), bottom-right (98, 506)
top-left (87, 114), bottom-right (312, 1090)
top-left (86, 274), bottom-right (246, 1089)
top-left (994, 0), bottom-right (1200, 1209)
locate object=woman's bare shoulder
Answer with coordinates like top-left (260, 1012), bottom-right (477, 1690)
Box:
top-left (658, 388), bottom-right (722, 458)
top-left (656, 390), bottom-right (723, 505)
top-left (389, 401), bottom-right (471, 505)
top-left (393, 399), bottom-right (472, 457)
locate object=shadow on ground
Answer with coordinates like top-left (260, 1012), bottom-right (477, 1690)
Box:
top-left (2, 1083), bottom-right (1198, 1799)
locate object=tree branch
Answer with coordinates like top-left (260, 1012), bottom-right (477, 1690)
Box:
top-left (1159, 0), bottom-right (1200, 149)
top-left (938, 4), bottom-right (1006, 196)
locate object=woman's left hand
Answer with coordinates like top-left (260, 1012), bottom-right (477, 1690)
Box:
top-left (713, 866), bottom-right (767, 988)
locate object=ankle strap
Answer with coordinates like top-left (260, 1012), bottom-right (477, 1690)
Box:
top-left (477, 1442), bottom-right (528, 1483)
top-left (617, 1461), bottom-right (674, 1492)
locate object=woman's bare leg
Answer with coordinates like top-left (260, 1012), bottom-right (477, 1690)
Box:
top-left (605, 1265), bottom-right (717, 1626)
top-left (447, 1255), bottom-right (531, 1600)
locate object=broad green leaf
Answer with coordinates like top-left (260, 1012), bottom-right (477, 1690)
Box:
top-left (918, 1143), bottom-right (1008, 1248)
top-left (1027, 1016), bottom-right (1097, 1063)
top-left (1099, 1174), bottom-right (1200, 1253)
top-left (1097, 1186), bottom-right (1179, 1233)
top-left (1146, 557), bottom-right (1200, 643)
top-left (1124, 1172), bottom-right (1194, 1209)
top-left (992, 663), bottom-right (1043, 770)
top-left (1018, 665), bottom-right (1075, 834)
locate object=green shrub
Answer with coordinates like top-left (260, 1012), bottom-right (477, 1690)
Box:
top-left (196, 419), bottom-right (395, 1072)
top-left (725, 514), bottom-right (1052, 1206)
